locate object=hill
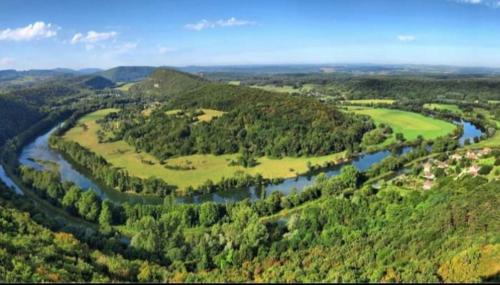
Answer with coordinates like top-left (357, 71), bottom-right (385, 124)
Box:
top-left (75, 75), bottom-right (115, 90)
top-left (97, 66), bottom-right (156, 82)
top-left (129, 67), bottom-right (207, 97)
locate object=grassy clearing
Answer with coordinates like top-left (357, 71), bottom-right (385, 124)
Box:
top-left (115, 82), bottom-right (136, 92)
top-left (228, 81), bottom-right (240, 86)
top-left (142, 108), bottom-right (226, 123)
top-left (424, 103), bottom-right (462, 114)
top-left (347, 107), bottom-right (456, 141)
top-left (347, 99), bottom-right (395, 105)
top-left (196, 109), bottom-right (225, 122)
top-left (473, 108), bottom-right (500, 128)
top-left (472, 132), bottom-right (500, 148)
top-left (249, 84), bottom-right (299, 93)
top-left (63, 109), bottom-right (346, 191)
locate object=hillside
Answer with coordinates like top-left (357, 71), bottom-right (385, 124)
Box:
top-left (97, 66), bottom-right (156, 82)
top-left (76, 75), bottom-right (115, 90)
top-left (129, 68), bottom-right (207, 98)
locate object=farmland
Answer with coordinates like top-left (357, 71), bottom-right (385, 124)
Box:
top-left (63, 108), bottom-right (346, 191)
top-left (347, 106), bottom-right (457, 141)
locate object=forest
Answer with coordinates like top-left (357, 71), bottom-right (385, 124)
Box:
top-left (0, 66), bottom-right (498, 282)
top-left (100, 86), bottom-right (373, 160)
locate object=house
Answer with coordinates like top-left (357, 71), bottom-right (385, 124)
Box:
top-left (478, 148), bottom-right (492, 157)
top-left (435, 161), bottom-right (449, 169)
top-left (465, 151), bottom-right (478, 160)
top-left (423, 180), bottom-right (433, 190)
top-left (423, 161), bottom-right (435, 179)
top-left (468, 164), bottom-right (481, 176)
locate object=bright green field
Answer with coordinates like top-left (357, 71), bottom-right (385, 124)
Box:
top-left (424, 103), bottom-right (462, 114)
top-left (347, 99), bottom-right (395, 105)
top-left (63, 109), bottom-right (346, 192)
top-left (347, 107), bottom-right (457, 141)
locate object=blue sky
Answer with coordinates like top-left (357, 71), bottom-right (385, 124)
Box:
top-left (1, 0), bottom-right (500, 69)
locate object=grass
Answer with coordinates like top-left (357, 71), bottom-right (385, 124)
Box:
top-left (347, 99), bottom-right (395, 105)
top-left (63, 109), bottom-right (346, 192)
top-left (471, 132), bottom-right (500, 148)
top-left (424, 103), bottom-right (462, 114)
top-left (473, 108), bottom-right (500, 128)
top-left (347, 106), bottom-right (457, 141)
top-left (196, 109), bottom-right (225, 122)
top-left (250, 84), bottom-right (300, 93)
top-left (115, 82), bottom-right (136, 91)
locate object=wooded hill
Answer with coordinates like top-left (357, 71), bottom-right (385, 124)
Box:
top-left (105, 68), bottom-right (373, 159)
top-left (97, 66), bottom-right (156, 82)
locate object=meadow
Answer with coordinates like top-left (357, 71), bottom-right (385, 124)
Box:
top-left (249, 84), bottom-right (300, 93)
top-left (347, 106), bottom-right (457, 141)
top-left (423, 103), bottom-right (462, 114)
top-left (63, 108), bottom-right (346, 191)
top-left (347, 99), bottom-right (395, 105)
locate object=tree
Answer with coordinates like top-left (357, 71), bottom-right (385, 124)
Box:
top-left (62, 185), bottom-right (81, 214)
top-left (130, 216), bottom-right (161, 258)
top-left (199, 203), bottom-right (220, 227)
top-left (395, 133), bottom-right (406, 142)
top-left (76, 190), bottom-right (101, 222)
top-left (99, 200), bottom-right (113, 226)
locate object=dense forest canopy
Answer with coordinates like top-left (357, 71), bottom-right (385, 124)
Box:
top-left (100, 69), bottom-right (373, 160)
top-left (208, 72), bottom-right (500, 101)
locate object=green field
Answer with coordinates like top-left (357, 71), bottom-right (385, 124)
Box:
top-left (250, 84), bottom-right (300, 93)
top-left (347, 107), bottom-right (457, 141)
top-left (195, 109), bottom-right (225, 122)
top-left (347, 99), bottom-right (395, 105)
top-left (115, 82), bottom-right (136, 91)
top-left (424, 103), bottom-right (462, 114)
top-left (63, 109), bottom-right (346, 192)
top-left (471, 131), bottom-right (500, 148)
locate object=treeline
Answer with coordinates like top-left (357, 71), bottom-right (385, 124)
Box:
top-left (49, 137), bottom-right (176, 196)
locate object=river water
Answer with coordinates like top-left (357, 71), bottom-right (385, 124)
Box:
top-left (1, 120), bottom-right (483, 204)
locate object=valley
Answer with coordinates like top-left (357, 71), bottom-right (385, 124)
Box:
top-left (0, 66), bottom-right (498, 283)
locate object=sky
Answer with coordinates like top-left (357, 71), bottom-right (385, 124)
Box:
top-left (1, 0), bottom-right (500, 70)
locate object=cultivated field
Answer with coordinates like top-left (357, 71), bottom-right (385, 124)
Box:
top-left (347, 107), bottom-right (456, 141)
top-left (63, 109), bottom-right (346, 191)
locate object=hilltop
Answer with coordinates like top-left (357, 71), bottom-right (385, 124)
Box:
top-left (97, 66), bottom-right (156, 82)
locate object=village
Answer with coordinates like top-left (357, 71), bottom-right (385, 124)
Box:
top-left (388, 147), bottom-right (499, 191)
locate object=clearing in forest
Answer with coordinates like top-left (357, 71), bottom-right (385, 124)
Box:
top-left (423, 103), bottom-right (462, 114)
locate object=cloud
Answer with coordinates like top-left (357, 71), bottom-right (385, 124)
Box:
top-left (185, 17), bottom-right (256, 31)
top-left (71, 30), bottom-right (117, 45)
top-left (398, 35), bottom-right (416, 42)
top-left (451, 0), bottom-right (500, 7)
top-left (114, 42), bottom-right (138, 54)
top-left (0, 57), bottom-right (15, 68)
top-left (0, 21), bottom-right (58, 41)
top-left (158, 46), bottom-right (175, 54)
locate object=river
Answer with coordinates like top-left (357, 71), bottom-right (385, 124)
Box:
top-left (1, 120), bottom-right (483, 205)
